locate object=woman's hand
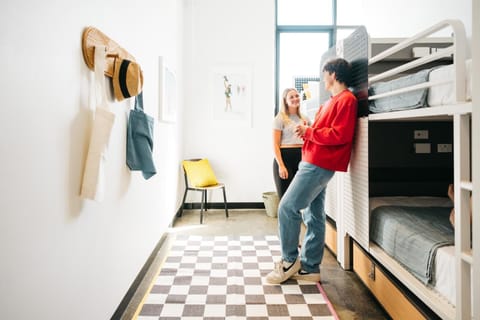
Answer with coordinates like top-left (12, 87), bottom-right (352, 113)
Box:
top-left (278, 165), bottom-right (288, 180)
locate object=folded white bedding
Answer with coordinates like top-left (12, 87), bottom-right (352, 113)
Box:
top-left (434, 245), bottom-right (455, 305)
top-left (428, 59), bottom-right (472, 106)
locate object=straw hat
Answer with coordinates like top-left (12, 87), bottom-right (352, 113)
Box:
top-left (113, 58), bottom-right (143, 101)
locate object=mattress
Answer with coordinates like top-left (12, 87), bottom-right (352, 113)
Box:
top-left (369, 197), bottom-right (455, 303)
top-left (368, 69), bottom-right (432, 113)
top-left (370, 205), bottom-right (454, 284)
top-left (368, 59), bottom-right (472, 113)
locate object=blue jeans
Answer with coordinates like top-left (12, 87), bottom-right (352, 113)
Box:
top-left (278, 161), bottom-right (335, 273)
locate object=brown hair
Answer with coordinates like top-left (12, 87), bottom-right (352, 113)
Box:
top-left (322, 58), bottom-right (352, 86)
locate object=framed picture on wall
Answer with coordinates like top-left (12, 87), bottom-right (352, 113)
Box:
top-left (158, 56), bottom-right (177, 123)
top-left (210, 64), bottom-right (252, 127)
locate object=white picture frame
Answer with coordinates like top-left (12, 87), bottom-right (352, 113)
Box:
top-left (210, 64), bottom-right (252, 127)
top-left (158, 56), bottom-right (177, 123)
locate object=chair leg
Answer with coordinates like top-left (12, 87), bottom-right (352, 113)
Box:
top-left (200, 190), bottom-right (206, 224)
top-left (222, 186), bottom-right (229, 218)
top-left (204, 190), bottom-right (208, 211)
top-left (178, 188), bottom-right (188, 217)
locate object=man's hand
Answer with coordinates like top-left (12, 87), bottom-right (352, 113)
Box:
top-left (295, 123), bottom-right (307, 138)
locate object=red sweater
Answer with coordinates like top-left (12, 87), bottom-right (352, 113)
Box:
top-left (302, 89), bottom-right (358, 172)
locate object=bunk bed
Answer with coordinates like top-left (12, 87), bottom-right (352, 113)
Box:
top-left (336, 19), bottom-right (477, 320)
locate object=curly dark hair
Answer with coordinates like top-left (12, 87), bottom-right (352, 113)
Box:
top-left (322, 58), bottom-right (352, 86)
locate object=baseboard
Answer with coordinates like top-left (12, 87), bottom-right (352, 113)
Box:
top-left (180, 202), bottom-right (265, 210)
top-left (111, 234), bottom-right (168, 320)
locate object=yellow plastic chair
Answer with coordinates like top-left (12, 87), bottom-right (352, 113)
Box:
top-left (179, 159), bottom-right (229, 224)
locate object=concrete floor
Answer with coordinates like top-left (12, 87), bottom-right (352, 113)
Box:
top-left (122, 209), bottom-right (391, 320)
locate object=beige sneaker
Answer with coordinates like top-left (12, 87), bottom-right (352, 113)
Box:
top-left (291, 269), bottom-right (321, 282)
top-left (265, 258), bottom-right (301, 284)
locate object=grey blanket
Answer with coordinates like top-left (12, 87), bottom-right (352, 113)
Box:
top-left (369, 68), bottom-right (432, 113)
top-left (370, 206), bottom-right (454, 284)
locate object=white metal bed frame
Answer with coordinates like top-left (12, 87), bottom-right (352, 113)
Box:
top-left (344, 19), bottom-right (477, 320)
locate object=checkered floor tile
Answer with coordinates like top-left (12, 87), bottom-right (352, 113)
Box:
top-left (137, 235), bottom-right (337, 319)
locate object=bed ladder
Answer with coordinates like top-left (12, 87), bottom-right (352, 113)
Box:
top-left (456, 3), bottom-right (479, 319)
top-left (454, 112), bottom-right (473, 320)
top-left (469, 1), bottom-right (479, 319)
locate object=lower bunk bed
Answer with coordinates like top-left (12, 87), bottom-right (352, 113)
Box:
top-left (352, 196), bottom-right (457, 319)
top-left (369, 196), bottom-right (456, 305)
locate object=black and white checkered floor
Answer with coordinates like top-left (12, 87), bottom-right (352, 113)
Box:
top-left (137, 234), bottom-right (338, 319)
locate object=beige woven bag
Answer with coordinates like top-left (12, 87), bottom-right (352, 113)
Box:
top-left (80, 45), bottom-right (115, 201)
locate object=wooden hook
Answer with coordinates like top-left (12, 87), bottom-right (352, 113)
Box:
top-left (81, 26), bottom-right (136, 77)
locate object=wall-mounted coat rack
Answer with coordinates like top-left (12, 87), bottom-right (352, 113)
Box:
top-left (82, 26), bottom-right (137, 77)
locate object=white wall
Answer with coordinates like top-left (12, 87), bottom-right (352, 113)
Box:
top-left (0, 0), bottom-right (185, 319)
top-left (341, 0), bottom-right (472, 38)
top-left (182, 0), bottom-right (276, 203)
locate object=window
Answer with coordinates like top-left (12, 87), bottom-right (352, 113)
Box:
top-left (275, 0), bottom-right (361, 112)
top-left (278, 32), bottom-right (330, 95)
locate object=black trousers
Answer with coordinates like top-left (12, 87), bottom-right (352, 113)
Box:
top-left (273, 147), bottom-right (302, 199)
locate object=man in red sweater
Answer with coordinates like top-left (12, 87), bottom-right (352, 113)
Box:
top-left (266, 58), bottom-right (358, 284)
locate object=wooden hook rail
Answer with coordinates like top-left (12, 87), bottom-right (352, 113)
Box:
top-left (81, 27), bottom-right (136, 77)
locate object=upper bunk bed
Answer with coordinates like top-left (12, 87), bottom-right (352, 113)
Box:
top-left (367, 20), bottom-right (472, 121)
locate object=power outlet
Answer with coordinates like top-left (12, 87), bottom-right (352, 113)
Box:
top-left (415, 143), bottom-right (431, 154)
top-left (437, 143), bottom-right (452, 153)
top-left (414, 130), bottom-right (429, 139)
